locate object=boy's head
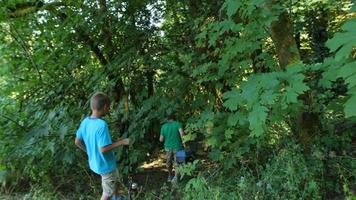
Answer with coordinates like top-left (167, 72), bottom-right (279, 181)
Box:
top-left (90, 92), bottom-right (110, 114)
top-left (167, 113), bottom-right (176, 120)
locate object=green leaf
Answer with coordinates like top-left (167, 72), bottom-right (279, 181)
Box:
top-left (192, 62), bottom-right (213, 77)
top-left (223, 89), bottom-right (241, 111)
top-left (0, 170), bottom-right (8, 185)
top-left (320, 65), bottom-right (338, 88)
top-left (219, 20), bottom-right (237, 33)
top-left (225, 129), bottom-right (233, 140)
top-left (206, 136), bottom-right (219, 147)
top-left (225, 0), bottom-right (242, 18)
top-left (337, 61), bottom-right (356, 79)
top-left (63, 152), bottom-right (74, 164)
top-left (227, 112), bottom-right (247, 126)
top-left (252, 0), bottom-right (267, 5)
top-left (342, 18), bottom-right (356, 32)
top-left (240, 77), bottom-right (261, 107)
top-left (283, 88), bottom-right (299, 103)
top-left (208, 32), bottom-right (219, 47)
top-left (48, 111), bottom-right (56, 120)
top-left (260, 90), bottom-right (278, 104)
top-left (248, 104), bottom-right (268, 137)
top-left (59, 125), bottom-right (68, 140)
top-left (0, 8), bottom-right (7, 21)
top-left (335, 41), bottom-right (356, 61)
top-left (196, 30), bottom-right (207, 39)
top-left (218, 54), bottom-right (231, 76)
top-left (344, 94), bottom-right (356, 118)
top-left (224, 154), bottom-right (237, 169)
top-left (281, 72), bottom-right (309, 104)
top-left (184, 132), bottom-right (197, 142)
top-left (290, 75), bottom-right (309, 94)
top-left (260, 74), bottom-right (279, 89)
top-left (308, 181), bottom-right (318, 191)
top-left (209, 149), bottom-right (223, 161)
top-left (345, 74), bottom-right (356, 89)
top-left (284, 72), bottom-right (309, 95)
top-left (47, 141), bottom-right (55, 153)
top-left (326, 19), bottom-right (356, 61)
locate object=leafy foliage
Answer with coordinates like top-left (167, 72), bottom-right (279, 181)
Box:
top-left (0, 0), bottom-right (355, 199)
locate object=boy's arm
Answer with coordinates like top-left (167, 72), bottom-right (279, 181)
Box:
top-left (100, 138), bottom-right (130, 153)
top-left (179, 128), bottom-right (184, 138)
top-left (179, 128), bottom-right (185, 147)
top-left (75, 137), bottom-right (86, 152)
top-left (159, 126), bottom-right (164, 142)
top-left (159, 135), bottom-right (164, 142)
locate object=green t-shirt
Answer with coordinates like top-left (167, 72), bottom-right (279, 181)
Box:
top-left (160, 121), bottom-right (183, 151)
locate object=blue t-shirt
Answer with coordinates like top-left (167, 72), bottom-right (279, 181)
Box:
top-left (76, 117), bottom-right (116, 175)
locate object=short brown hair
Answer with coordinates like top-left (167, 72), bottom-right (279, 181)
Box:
top-left (90, 92), bottom-right (110, 111)
top-left (167, 113), bottom-right (176, 120)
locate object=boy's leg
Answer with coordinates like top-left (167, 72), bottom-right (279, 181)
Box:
top-left (173, 152), bottom-right (179, 180)
top-left (166, 150), bottom-right (174, 179)
top-left (101, 169), bottom-right (118, 200)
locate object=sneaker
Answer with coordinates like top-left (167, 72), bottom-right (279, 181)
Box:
top-left (167, 175), bottom-right (174, 182)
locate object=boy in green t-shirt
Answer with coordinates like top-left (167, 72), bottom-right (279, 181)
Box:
top-left (159, 113), bottom-right (184, 182)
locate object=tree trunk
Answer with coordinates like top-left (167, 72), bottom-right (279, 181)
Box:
top-left (270, 11), bottom-right (300, 69)
top-left (269, 9), bottom-right (321, 148)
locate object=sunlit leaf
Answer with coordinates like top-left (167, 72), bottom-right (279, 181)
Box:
top-left (248, 104), bottom-right (268, 137)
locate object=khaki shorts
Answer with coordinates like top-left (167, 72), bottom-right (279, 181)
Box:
top-left (165, 150), bottom-right (177, 169)
top-left (101, 169), bottom-right (118, 197)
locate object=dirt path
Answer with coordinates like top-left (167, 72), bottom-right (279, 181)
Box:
top-left (131, 152), bottom-right (168, 193)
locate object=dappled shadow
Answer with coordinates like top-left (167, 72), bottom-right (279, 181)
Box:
top-left (132, 152), bottom-right (167, 192)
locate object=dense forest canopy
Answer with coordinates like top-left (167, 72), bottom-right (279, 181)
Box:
top-left (0, 0), bottom-right (355, 199)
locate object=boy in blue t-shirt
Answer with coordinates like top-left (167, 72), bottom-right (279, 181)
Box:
top-left (75, 92), bottom-right (130, 200)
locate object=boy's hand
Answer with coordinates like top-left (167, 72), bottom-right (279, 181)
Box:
top-left (119, 138), bottom-right (130, 146)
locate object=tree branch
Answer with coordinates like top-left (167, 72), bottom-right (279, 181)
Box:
top-left (8, 23), bottom-right (43, 82)
top-left (77, 28), bottom-right (109, 66)
top-left (8, 1), bottom-right (110, 67)
top-left (7, 1), bottom-right (66, 18)
top-left (98, 0), bottom-right (115, 59)
top-left (7, 1), bottom-right (125, 101)
top-left (0, 114), bottom-right (27, 129)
